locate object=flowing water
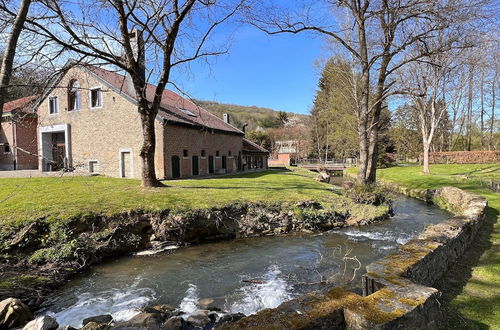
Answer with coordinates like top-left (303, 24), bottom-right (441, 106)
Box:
top-left (43, 195), bottom-right (450, 327)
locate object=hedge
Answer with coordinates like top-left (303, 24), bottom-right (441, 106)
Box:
top-left (425, 151), bottom-right (500, 164)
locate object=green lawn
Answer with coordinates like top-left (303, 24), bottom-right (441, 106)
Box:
top-left (373, 164), bottom-right (500, 329)
top-left (0, 168), bottom-right (348, 234)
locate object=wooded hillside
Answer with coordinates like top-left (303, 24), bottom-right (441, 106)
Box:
top-left (194, 100), bottom-right (309, 131)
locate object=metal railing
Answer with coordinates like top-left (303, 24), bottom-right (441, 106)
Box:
top-left (297, 158), bottom-right (357, 167)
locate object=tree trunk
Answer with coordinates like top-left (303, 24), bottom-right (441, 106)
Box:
top-left (139, 105), bottom-right (162, 187)
top-left (356, 70), bottom-right (370, 185)
top-left (466, 64), bottom-right (474, 151)
top-left (490, 72), bottom-right (497, 150)
top-left (366, 130), bottom-right (378, 183)
top-left (480, 71), bottom-right (485, 150)
top-left (0, 0), bottom-right (32, 116)
top-left (422, 142), bottom-right (430, 174)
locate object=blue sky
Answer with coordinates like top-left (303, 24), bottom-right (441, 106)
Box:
top-left (171, 26), bottom-right (326, 115)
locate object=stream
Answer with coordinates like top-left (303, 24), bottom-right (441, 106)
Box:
top-left (42, 195), bottom-right (450, 327)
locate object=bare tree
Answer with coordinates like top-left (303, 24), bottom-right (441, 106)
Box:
top-left (402, 57), bottom-right (449, 174)
top-left (0, 0), bottom-right (32, 118)
top-left (16, 0), bottom-right (245, 187)
top-left (249, 0), bottom-right (489, 184)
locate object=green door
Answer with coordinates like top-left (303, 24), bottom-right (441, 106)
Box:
top-left (171, 156), bottom-right (180, 178)
top-left (222, 156), bottom-right (227, 170)
top-left (192, 156), bottom-right (199, 176)
top-left (209, 156), bottom-right (214, 173)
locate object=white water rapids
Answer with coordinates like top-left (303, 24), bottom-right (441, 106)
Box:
top-left (49, 266), bottom-right (292, 327)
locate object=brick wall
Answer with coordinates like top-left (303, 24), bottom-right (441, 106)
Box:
top-left (269, 153), bottom-right (291, 166)
top-left (14, 117), bottom-right (38, 170)
top-left (162, 124), bottom-right (243, 179)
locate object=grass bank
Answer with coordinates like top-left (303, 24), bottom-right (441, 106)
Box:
top-left (0, 168), bottom-right (357, 233)
top-left (350, 164), bottom-right (499, 329)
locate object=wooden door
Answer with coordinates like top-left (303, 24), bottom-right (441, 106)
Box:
top-left (51, 132), bottom-right (66, 170)
top-left (222, 156), bottom-right (227, 170)
top-left (208, 156), bottom-right (214, 174)
top-left (192, 156), bottom-right (199, 176)
top-left (171, 155), bottom-right (180, 178)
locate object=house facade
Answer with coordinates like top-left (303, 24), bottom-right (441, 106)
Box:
top-left (35, 64), bottom-right (268, 179)
top-left (0, 95), bottom-right (39, 170)
top-left (269, 140), bottom-right (299, 166)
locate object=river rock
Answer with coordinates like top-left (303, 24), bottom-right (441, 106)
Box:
top-left (0, 297), bottom-right (33, 329)
top-left (186, 310), bottom-right (217, 328)
top-left (81, 321), bottom-right (110, 330)
top-left (83, 314), bottom-right (112, 326)
top-left (57, 326), bottom-right (77, 330)
top-left (161, 316), bottom-right (184, 330)
top-left (216, 313), bottom-right (245, 325)
top-left (112, 313), bottom-right (163, 330)
top-left (22, 315), bottom-right (58, 330)
top-left (144, 305), bottom-right (175, 320)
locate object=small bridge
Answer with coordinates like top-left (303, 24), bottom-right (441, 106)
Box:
top-left (297, 159), bottom-right (357, 171)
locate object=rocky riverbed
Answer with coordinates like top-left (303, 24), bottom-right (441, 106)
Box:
top-left (0, 297), bottom-right (246, 330)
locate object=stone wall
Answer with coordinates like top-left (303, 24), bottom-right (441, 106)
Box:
top-left (219, 186), bottom-right (487, 330)
top-left (37, 66), bottom-right (148, 179)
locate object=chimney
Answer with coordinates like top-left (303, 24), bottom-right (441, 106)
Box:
top-left (223, 113), bottom-right (230, 124)
top-left (242, 123), bottom-right (248, 134)
top-left (129, 29), bottom-right (145, 83)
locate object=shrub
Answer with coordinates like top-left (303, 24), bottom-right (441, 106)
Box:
top-left (344, 184), bottom-right (391, 206)
top-left (29, 239), bottom-right (80, 264)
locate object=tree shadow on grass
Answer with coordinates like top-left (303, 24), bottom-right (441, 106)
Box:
top-left (435, 206), bottom-right (498, 330)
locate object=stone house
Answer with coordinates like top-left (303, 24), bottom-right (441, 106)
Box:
top-left (0, 95), bottom-right (39, 170)
top-left (35, 63), bottom-right (268, 179)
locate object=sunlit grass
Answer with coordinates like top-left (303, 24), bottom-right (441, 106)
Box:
top-left (0, 168), bottom-right (336, 232)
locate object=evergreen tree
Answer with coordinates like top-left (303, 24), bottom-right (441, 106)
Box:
top-left (310, 57), bottom-right (359, 161)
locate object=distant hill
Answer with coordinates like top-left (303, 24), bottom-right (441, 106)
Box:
top-left (194, 100), bottom-right (309, 132)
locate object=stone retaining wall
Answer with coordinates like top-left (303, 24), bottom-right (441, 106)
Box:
top-left (219, 186), bottom-right (487, 330)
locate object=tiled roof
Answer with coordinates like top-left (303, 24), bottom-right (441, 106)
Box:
top-left (242, 138), bottom-right (269, 154)
top-left (3, 95), bottom-right (38, 114)
top-left (85, 65), bottom-right (243, 135)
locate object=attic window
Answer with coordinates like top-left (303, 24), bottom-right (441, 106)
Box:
top-left (180, 108), bottom-right (197, 117)
top-left (49, 96), bottom-right (59, 114)
top-left (90, 87), bottom-right (103, 108)
top-left (68, 80), bottom-right (81, 111)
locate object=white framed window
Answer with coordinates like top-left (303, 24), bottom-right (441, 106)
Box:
top-left (49, 96), bottom-right (59, 114)
top-left (68, 80), bottom-right (81, 111)
top-left (90, 87), bottom-right (103, 108)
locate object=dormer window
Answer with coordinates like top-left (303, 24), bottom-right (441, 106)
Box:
top-left (90, 87), bottom-right (103, 108)
top-left (68, 80), bottom-right (81, 111)
top-left (49, 96), bottom-right (59, 114)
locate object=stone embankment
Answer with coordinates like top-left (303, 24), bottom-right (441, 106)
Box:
top-left (218, 186), bottom-right (487, 329)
